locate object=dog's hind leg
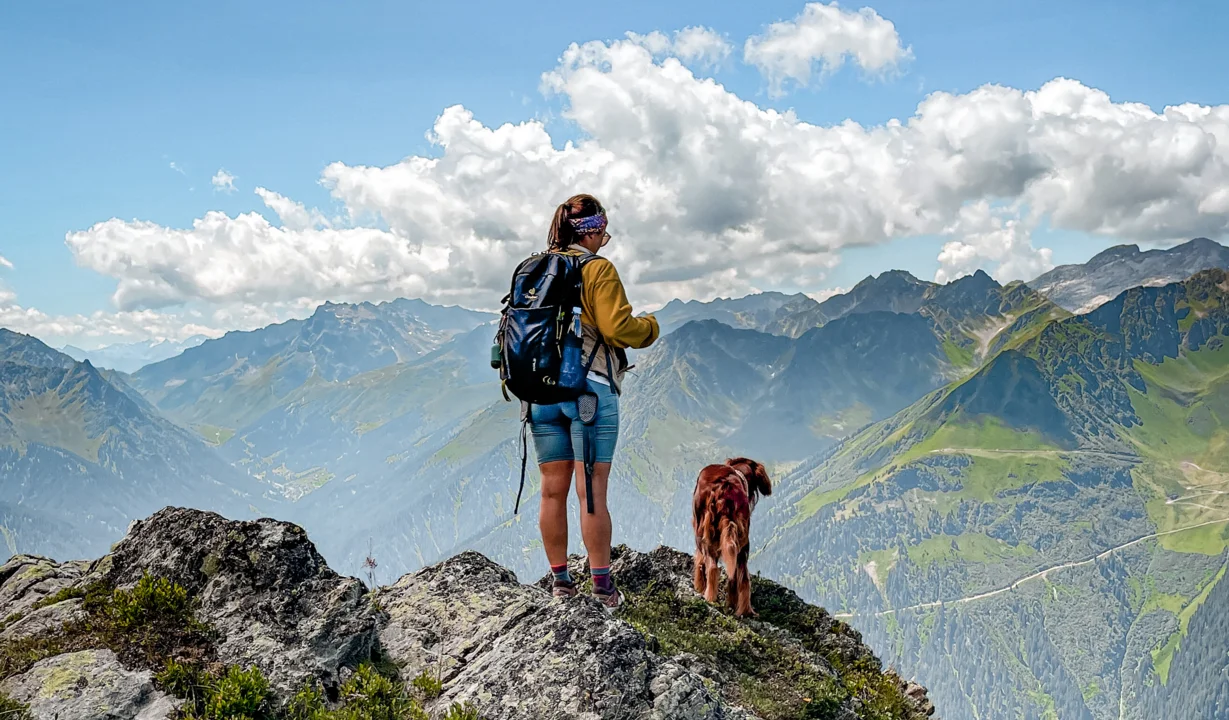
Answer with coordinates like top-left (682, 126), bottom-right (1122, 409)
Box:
top-left (733, 543), bottom-right (755, 617)
top-left (692, 550), bottom-right (706, 594)
top-left (704, 553), bottom-right (720, 603)
top-left (721, 527), bottom-right (755, 616)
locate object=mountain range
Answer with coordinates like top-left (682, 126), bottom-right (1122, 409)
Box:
top-left (1028, 236), bottom-right (1229, 313)
top-left (0, 329), bottom-right (273, 561)
top-left (61, 335), bottom-right (209, 373)
top-left (3, 236), bottom-right (1228, 720)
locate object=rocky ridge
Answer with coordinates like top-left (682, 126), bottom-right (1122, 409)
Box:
top-left (0, 508), bottom-right (934, 719)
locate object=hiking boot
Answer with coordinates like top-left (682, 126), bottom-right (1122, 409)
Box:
top-left (552, 579), bottom-right (578, 599)
top-left (592, 586), bottom-right (622, 611)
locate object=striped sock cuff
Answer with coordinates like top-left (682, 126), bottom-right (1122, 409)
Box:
top-left (591, 565), bottom-right (613, 591)
top-left (551, 563), bottom-right (572, 583)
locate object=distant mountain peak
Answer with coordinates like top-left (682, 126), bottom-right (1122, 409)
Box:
top-left (949, 268), bottom-right (999, 288)
top-left (1087, 243), bottom-right (1142, 266)
top-left (1029, 237), bottom-right (1229, 313)
top-left (854, 269), bottom-right (927, 288)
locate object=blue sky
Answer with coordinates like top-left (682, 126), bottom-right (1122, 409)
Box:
top-left (1, 0), bottom-right (1227, 345)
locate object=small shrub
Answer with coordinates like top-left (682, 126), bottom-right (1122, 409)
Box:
top-left (0, 629), bottom-right (78, 682)
top-left (441, 702), bottom-right (481, 720)
top-left (335, 664), bottom-right (425, 720)
top-left (409, 670), bottom-right (442, 701)
top-left (0, 691), bottom-right (32, 720)
top-left (104, 573), bottom-right (194, 633)
top-left (156, 659), bottom-right (213, 715)
top-left (78, 574), bottom-right (213, 667)
top-left (30, 586), bottom-right (86, 611)
top-left (205, 665), bottom-right (272, 720)
top-left (286, 682), bottom-right (328, 720)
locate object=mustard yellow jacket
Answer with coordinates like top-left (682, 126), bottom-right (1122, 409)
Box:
top-left (560, 248), bottom-right (660, 391)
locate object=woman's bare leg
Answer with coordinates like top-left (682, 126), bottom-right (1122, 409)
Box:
top-left (539, 460), bottom-right (575, 567)
top-left (574, 462), bottom-right (612, 568)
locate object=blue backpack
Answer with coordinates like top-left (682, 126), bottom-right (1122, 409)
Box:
top-left (493, 251), bottom-right (608, 515)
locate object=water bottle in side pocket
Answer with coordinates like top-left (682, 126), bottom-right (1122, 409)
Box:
top-left (558, 306), bottom-right (586, 391)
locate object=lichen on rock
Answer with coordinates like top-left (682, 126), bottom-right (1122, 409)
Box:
top-left (101, 507), bottom-right (380, 700)
top-left (0, 508), bottom-right (936, 720)
top-left (0, 649), bottom-right (179, 720)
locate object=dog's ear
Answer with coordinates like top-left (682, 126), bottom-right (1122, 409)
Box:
top-left (751, 460), bottom-right (772, 496)
top-left (728, 457), bottom-right (772, 497)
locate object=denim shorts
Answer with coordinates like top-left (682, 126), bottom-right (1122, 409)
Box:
top-left (529, 379), bottom-right (619, 464)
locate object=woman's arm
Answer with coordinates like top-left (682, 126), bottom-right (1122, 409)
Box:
top-left (582, 259), bottom-right (660, 349)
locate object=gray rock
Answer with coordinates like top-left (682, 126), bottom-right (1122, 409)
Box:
top-left (1, 598), bottom-right (87, 642)
top-left (0, 555), bottom-right (89, 619)
top-left (1028, 237), bottom-right (1229, 313)
top-left (4, 510), bottom-right (934, 720)
top-left (377, 551), bottom-right (754, 720)
top-left (101, 507), bottom-right (380, 701)
top-left (0, 649), bottom-right (179, 720)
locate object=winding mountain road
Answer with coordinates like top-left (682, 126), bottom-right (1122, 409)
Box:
top-left (833, 516), bottom-right (1229, 619)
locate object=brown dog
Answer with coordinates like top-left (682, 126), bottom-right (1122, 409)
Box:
top-left (691, 457), bottom-right (772, 617)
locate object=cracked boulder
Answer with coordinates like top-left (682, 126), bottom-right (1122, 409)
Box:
top-left (100, 507), bottom-right (380, 700)
top-left (0, 555), bottom-right (91, 642)
top-left (376, 551), bottom-right (753, 720)
top-left (0, 649), bottom-right (179, 720)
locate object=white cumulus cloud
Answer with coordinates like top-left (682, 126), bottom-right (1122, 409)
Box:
top-left (0, 300), bottom-right (224, 349)
top-left (212, 168), bottom-right (238, 193)
top-left (625, 26), bottom-right (731, 71)
top-left (935, 202), bottom-right (1053, 285)
top-left (744, 2), bottom-right (911, 97)
top-left (255, 187), bottom-right (331, 231)
top-left (54, 19), bottom-right (1229, 330)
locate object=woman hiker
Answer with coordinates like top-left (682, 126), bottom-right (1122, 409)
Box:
top-left (532, 193), bottom-right (660, 609)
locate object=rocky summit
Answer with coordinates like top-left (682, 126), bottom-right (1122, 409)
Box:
top-left (0, 507), bottom-right (934, 720)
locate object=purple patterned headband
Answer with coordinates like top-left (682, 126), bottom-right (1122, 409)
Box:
top-left (568, 212), bottom-right (607, 234)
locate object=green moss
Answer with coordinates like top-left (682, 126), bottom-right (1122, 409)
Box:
top-left (1, 575), bottom-right (214, 684)
top-left (0, 624), bottom-right (80, 682)
top-left (0, 691), bottom-right (31, 720)
top-left (618, 578), bottom-right (915, 720)
top-left (1, 577), bottom-right (475, 720)
top-left (30, 586), bottom-right (86, 611)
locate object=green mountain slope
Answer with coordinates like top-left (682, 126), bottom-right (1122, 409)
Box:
top-left (128, 299), bottom-right (494, 438)
top-left (756, 269), bottom-right (1229, 720)
top-left (0, 329), bottom-right (274, 562)
top-left (286, 271), bottom-right (1068, 580)
top-left (126, 299), bottom-right (494, 498)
